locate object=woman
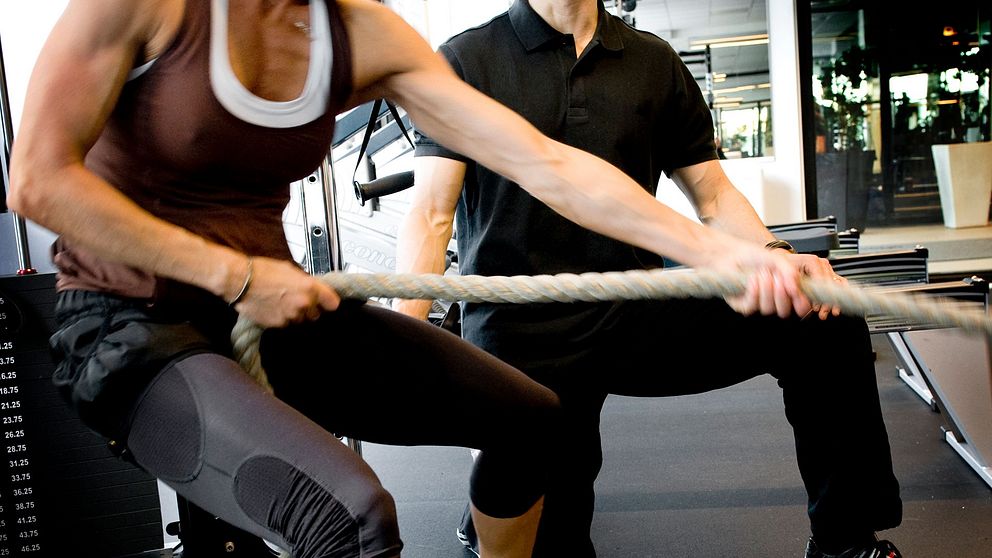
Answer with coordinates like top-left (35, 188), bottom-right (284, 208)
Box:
top-left (8, 0), bottom-right (816, 556)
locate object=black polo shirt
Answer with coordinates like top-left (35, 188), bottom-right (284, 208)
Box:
top-left (415, 0), bottom-right (717, 364)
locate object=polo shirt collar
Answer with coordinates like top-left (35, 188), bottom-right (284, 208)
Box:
top-left (509, 1), bottom-right (625, 53)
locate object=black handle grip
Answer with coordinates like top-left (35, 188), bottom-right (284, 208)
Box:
top-left (354, 170), bottom-right (415, 206)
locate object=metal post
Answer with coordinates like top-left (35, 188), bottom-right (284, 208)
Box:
top-left (705, 45), bottom-right (717, 130)
top-left (299, 155), bottom-right (361, 456)
top-left (0, 34), bottom-right (36, 275)
top-left (320, 157), bottom-right (344, 273)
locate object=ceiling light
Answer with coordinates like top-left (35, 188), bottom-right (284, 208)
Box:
top-left (713, 85), bottom-right (758, 94)
top-left (690, 34), bottom-right (769, 50)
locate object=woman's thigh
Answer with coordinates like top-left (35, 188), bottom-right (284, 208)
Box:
top-left (259, 302), bottom-right (561, 449)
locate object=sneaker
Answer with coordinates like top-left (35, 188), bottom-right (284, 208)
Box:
top-left (805, 535), bottom-right (902, 558)
top-left (456, 526), bottom-right (480, 557)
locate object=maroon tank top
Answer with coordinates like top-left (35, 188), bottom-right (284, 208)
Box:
top-left (53, 0), bottom-right (352, 301)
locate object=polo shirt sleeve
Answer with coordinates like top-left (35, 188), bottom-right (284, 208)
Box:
top-left (414, 44), bottom-right (471, 163)
top-left (663, 53), bottom-right (719, 176)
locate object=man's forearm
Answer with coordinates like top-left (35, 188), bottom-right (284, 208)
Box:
top-left (675, 161), bottom-right (777, 246)
top-left (394, 209), bottom-right (454, 320)
top-left (698, 186), bottom-right (777, 245)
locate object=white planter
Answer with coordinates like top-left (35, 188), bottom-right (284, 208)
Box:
top-left (931, 142), bottom-right (992, 228)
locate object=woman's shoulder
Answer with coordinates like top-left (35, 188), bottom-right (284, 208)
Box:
top-left (61, 0), bottom-right (185, 61)
top-left (333, 0), bottom-right (451, 107)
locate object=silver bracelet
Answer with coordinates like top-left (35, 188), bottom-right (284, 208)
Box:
top-left (229, 256), bottom-right (254, 307)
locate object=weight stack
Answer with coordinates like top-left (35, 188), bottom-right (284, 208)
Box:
top-left (0, 273), bottom-right (165, 557)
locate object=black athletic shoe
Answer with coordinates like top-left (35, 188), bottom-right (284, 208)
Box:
top-left (805, 536), bottom-right (902, 558)
top-left (456, 525), bottom-right (480, 557)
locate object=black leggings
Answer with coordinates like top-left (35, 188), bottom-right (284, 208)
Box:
top-left (52, 293), bottom-right (560, 558)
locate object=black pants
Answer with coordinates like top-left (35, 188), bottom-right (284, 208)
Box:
top-left (51, 291), bottom-right (560, 558)
top-left (463, 297), bottom-right (902, 557)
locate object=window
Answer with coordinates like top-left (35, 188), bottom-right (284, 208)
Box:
top-left (806, 0), bottom-right (991, 229)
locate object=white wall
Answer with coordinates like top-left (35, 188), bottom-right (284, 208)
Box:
top-left (0, 2), bottom-right (68, 132)
top-left (386, 0), bottom-right (512, 48)
top-left (656, 157), bottom-right (778, 224)
top-left (1, 2), bottom-right (67, 275)
top-left (763, 0), bottom-right (807, 224)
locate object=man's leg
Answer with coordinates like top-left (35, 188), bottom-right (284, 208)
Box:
top-left (456, 500), bottom-right (479, 554)
top-left (454, 371), bottom-right (607, 558)
top-left (530, 385), bottom-right (608, 558)
top-left (601, 299), bottom-right (901, 552)
top-left (777, 315), bottom-right (901, 552)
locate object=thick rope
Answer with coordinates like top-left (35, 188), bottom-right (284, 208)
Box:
top-left (231, 269), bottom-right (992, 388)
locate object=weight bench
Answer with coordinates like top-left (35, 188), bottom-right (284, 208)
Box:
top-left (829, 246), bottom-right (932, 396)
top-left (767, 215), bottom-right (861, 258)
top-left (767, 216), bottom-right (839, 256)
top-left (828, 247), bottom-right (992, 488)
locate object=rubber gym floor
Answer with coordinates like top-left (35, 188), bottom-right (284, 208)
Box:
top-left (363, 335), bottom-right (992, 557)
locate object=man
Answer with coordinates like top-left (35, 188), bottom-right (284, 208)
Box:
top-left (395, 1), bottom-right (903, 557)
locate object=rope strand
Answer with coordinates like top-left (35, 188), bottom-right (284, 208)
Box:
top-left (232, 270), bottom-right (992, 387)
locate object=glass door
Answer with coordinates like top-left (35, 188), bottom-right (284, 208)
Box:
top-left (806, 0), bottom-right (990, 230)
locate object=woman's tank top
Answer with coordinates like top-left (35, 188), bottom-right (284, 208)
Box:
top-left (53, 0), bottom-right (353, 302)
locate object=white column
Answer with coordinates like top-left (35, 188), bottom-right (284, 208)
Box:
top-left (763, 0), bottom-right (807, 224)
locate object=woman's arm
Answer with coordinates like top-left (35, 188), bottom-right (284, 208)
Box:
top-left (8, 0), bottom-right (339, 327)
top-left (340, 0), bottom-right (811, 318)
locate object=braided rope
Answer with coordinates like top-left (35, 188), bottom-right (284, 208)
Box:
top-left (232, 270), bottom-right (992, 388)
